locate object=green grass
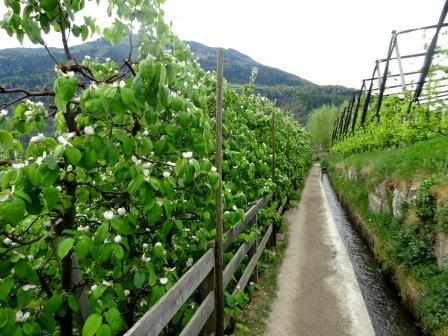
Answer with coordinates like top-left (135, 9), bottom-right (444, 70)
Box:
top-left (231, 239), bottom-right (287, 336)
top-left (329, 135), bottom-right (448, 185)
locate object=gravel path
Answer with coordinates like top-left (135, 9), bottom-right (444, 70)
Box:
top-left (265, 164), bottom-right (374, 336)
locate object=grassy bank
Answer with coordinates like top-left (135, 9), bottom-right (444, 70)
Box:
top-left (325, 136), bottom-right (448, 336)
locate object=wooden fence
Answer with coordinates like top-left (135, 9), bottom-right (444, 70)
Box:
top-left (124, 193), bottom-right (288, 336)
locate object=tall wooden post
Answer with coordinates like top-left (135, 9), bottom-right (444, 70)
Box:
top-left (271, 108), bottom-right (277, 247)
top-left (214, 48), bottom-right (224, 336)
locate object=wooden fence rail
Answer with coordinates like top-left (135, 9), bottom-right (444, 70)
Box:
top-left (125, 193), bottom-right (285, 336)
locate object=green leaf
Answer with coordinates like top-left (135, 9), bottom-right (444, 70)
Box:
top-left (57, 238), bottom-right (74, 259)
top-left (43, 294), bottom-right (63, 314)
top-left (96, 325), bottom-right (111, 336)
top-left (64, 147), bottom-right (82, 166)
top-left (43, 186), bottom-right (59, 210)
top-left (6, 0), bottom-right (20, 14)
top-left (54, 76), bottom-right (78, 113)
top-left (23, 18), bottom-right (42, 44)
top-left (23, 321), bottom-right (41, 336)
top-left (0, 196), bottom-right (25, 225)
top-left (133, 269), bottom-right (145, 289)
top-left (75, 236), bottom-right (92, 260)
top-left (82, 314), bottom-right (102, 336)
top-left (149, 285), bottom-right (165, 305)
top-left (113, 244), bottom-right (124, 259)
top-left (0, 277), bottom-right (14, 300)
top-left (68, 293), bottom-right (80, 312)
top-left (120, 88), bottom-right (135, 107)
top-left (94, 223), bottom-right (109, 245)
top-left (0, 130), bottom-right (13, 157)
top-left (41, 0), bottom-right (59, 12)
top-left (104, 308), bottom-right (125, 332)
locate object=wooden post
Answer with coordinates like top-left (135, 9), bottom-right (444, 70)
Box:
top-left (202, 243), bottom-right (215, 335)
top-left (271, 108), bottom-right (277, 247)
top-left (214, 48), bottom-right (224, 336)
top-left (248, 215), bottom-right (258, 283)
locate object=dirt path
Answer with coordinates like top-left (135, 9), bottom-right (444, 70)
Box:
top-left (266, 164), bottom-right (374, 336)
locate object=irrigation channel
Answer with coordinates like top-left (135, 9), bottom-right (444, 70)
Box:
top-left (267, 165), bottom-right (420, 335)
top-left (321, 172), bottom-right (420, 336)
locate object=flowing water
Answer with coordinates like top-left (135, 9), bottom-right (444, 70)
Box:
top-left (321, 173), bottom-right (421, 336)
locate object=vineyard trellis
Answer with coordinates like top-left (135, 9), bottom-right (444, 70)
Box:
top-left (331, 0), bottom-right (448, 145)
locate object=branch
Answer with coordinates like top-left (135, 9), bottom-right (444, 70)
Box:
top-left (76, 182), bottom-right (128, 196)
top-left (58, 6), bottom-right (73, 62)
top-left (41, 42), bottom-right (60, 66)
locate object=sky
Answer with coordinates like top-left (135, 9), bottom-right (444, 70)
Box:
top-left (0, 0), bottom-right (447, 88)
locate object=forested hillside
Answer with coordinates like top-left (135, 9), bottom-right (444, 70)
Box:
top-left (0, 39), bottom-right (353, 123)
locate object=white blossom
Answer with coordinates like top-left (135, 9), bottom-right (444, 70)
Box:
top-left (102, 280), bottom-right (112, 287)
top-left (84, 55), bottom-right (91, 60)
top-left (12, 162), bottom-right (27, 169)
top-left (159, 277), bottom-right (168, 285)
top-left (143, 169), bottom-right (150, 178)
top-left (57, 135), bottom-right (72, 147)
top-left (103, 210), bottom-right (114, 220)
top-left (84, 126), bottom-right (95, 135)
top-left (117, 207), bottom-right (126, 216)
top-left (3, 237), bottom-right (12, 246)
top-left (211, 166), bottom-right (217, 172)
top-left (142, 243), bottom-right (149, 249)
top-left (141, 255), bottom-right (151, 262)
top-left (30, 133), bottom-right (45, 143)
top-left (25, 110), bottom-right (33, 118)
top-left (131, 155), bottom-right (142, 165)
top-left (91, 284), bottom-right (98, 292)
top-left (114, 235), bottom-right (122, 244)
top-left (106, 57), bottom-right (111, 62)
top-left (124, 289), bottom-right (130, 296)
top-left (224, 211), bottom-right (230, 216)
top-left (188, 159), bottom-right (194, 165)
top-left (27, 255), bottom-right (33, 261)
top-left (142, 162), bottom-right (152, 169)
top-left (162, 171), bottom-right (170, 178)
top-left (186, 257), bottom-right (193, 267)
top-left (232, 205), bottom-right (238, 211)
top-left (119, 80), bottom-right (126, 88)
top-left (0, 109), bottom-right (8, 117)
top-left (22, 284), bottom-right (37, 291)
top-left (15, 311), bottom-right (30, 323)
top-left (139, 299), bottom-right (148, 307)
top-left (66, 165), bottom-right (73, 172)
top-left (155, 242), bottom-right (162, 247)
top-left (143, 129), bottom-right (149, 136)
top-left (56, 186), bottom-right (62, 192)
top-left (182, 151), bottom-right (193, 159)
top-left (36, 102), bottom-right (44, 108)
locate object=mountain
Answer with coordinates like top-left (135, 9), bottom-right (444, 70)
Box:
top-left (185, 41), bottom-right (311, 87)
top-left (0, 38), bottom-right (354, 123)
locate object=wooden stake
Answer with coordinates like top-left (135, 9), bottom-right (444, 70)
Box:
top-left (271, 108), bottom-right (277, 247)
top-left (215, 48), bottom-right (224, 336)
